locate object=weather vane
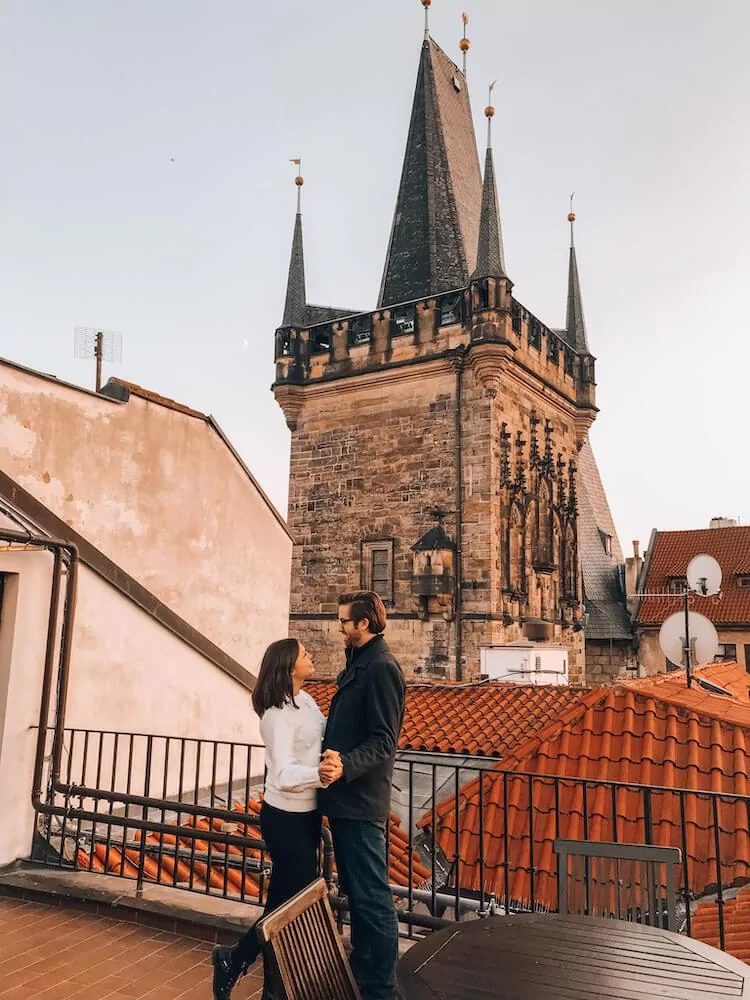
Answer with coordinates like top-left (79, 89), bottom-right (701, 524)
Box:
top-left (568, 192), bottom-right (576, 246)
top-left (459, 13), bottom-right (470, 75)
top-left (485, 81), bottom-right (496, 144)
top-left (290, 158), bottom-right (303, 212)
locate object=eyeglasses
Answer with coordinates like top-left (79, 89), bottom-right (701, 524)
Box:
top-left (338, 618), bottom-right (354, 625)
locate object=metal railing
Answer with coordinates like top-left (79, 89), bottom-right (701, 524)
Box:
top-left (31, 730), bottom-right (750, 951)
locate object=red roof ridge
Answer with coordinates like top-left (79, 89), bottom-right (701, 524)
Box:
top-left (110, 379), bottom-right (208, 420)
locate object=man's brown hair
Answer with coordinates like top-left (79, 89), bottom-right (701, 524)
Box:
top-left (338, 591), bottom-right (387, 634)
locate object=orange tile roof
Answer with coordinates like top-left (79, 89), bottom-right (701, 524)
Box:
top-left (692, 886), bottom-right (750, 964)
top-left (422, 683), bottom-right (750, 912)
top-left (637, 526), bottom-right (750, 626)
top-left (78, 799), bottom-right (430, 897)
top-left (626, 662), bottom-right (750, 717)
top-left (306, 680), bottom-right (587, 758)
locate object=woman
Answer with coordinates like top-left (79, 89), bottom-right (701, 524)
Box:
top-left (211, 637), bottom-right (331, 1000)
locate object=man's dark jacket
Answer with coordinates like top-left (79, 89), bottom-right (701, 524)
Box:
top-left (318, 634), bottom-right (405, 824)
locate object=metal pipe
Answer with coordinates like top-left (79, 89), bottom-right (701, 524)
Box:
top-left (452, 347), bottom-right (465, 681)
top-left (31, 547), bottom-right (63, 807)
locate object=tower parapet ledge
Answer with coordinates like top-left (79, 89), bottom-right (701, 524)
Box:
top-left (274, 289), bottom-right (595, 417)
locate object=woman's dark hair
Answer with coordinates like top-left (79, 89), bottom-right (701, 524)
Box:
top-left (338, 591), bottom-right (387, 634)
top-left (251, 638), bottom-right (300, 717)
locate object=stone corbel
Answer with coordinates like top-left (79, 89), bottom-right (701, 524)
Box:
top-left (274, 384), bottom-right (305, 431)
top-left (468, 341), bottom-right (515, 394)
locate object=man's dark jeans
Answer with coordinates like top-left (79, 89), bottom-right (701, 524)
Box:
top-left (329, 817), bottom-right (398, 1000)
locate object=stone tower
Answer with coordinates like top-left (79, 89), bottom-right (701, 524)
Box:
top-left (272, 31), bottom-right (629, 683)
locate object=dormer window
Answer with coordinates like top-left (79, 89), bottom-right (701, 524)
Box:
top-left (598, 529), bottom-right (613, 557)
top-left (737, 574), bottom-right (750, 589)
top-left (665, 576), bottom-right (687, 595)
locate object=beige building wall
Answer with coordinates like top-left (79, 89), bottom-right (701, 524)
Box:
top-left (638, 629), bottom-right (750, 676)
top-left (0, 361), bottom-right (292, 669)
top-left (0, 544), bottom-right (263, 867)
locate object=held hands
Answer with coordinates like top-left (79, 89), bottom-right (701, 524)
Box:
top-left (319, 749), bottom-right (344, 787)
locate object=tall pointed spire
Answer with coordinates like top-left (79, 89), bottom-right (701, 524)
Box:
top-left (282, 163), bottom-right (307, 327)
top-left (472, 83), bottom-right (506, 280)
top-left (378, 27), bottom-right (482, 308)
top-left (565, 198), bottom-right (590, 353)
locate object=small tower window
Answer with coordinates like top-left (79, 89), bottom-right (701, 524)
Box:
top-left (361, 539), bottom-right (394, 604)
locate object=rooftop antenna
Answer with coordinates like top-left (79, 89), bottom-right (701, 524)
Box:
top-left (630, 553), bottom-right (722, 688)
top-left (421, 0), bottom-right (431, 40)
top-left (74, 327), bottom-right (122, 392)
top-left (459, 13), bottom-right (470, 75)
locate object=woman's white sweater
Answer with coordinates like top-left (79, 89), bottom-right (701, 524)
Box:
top-left (260, 690), bottom-right (326, 812)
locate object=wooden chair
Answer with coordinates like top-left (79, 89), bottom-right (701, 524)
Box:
top-left (255, 878), bottom-right (360, 1000)
top-left (554, 839), bottom-right (682, 931)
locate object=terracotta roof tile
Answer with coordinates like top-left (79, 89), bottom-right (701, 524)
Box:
top-left (637, 526), bottom-right (750, 626)
top-left (77, 799), bottom-right (429, 897)
top-left (692, 886), bottom-right (750, 964)
top-left (422, 684), bottom-right (750, 913)
top-left (306, 680), bottom-right (587, 758)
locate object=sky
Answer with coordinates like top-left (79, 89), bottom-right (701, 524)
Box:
top-left (1, 0), bottom-right (749, 556)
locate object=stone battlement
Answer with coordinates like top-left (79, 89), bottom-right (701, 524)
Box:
top-left (274, 279), bottom-right (596, 417)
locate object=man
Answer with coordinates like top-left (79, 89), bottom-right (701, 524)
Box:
top-left (318, 591), bottom-right (406, 1000)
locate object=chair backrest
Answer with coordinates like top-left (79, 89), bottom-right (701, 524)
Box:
top-left (255, 878), bottom-right (360, 1000)
top-left (553, 839), bottom-right (682, 931)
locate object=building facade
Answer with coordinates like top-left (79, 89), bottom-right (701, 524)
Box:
top-left (634, 523), bottom-right (750, 675)
top-left (273, 32), bottom-right (630, 682)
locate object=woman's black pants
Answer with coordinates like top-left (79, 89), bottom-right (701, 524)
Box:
top-left (235, 801), bottom-right (322, 966)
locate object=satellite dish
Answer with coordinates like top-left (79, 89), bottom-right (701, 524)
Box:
top-left (686, 554), bottom-right (722, 597)
top-left (659, 611), bottom-right (718, 668)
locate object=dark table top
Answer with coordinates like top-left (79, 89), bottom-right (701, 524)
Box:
top-left (396, 913), bottom-right (750, 999)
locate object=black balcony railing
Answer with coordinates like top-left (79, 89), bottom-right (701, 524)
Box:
top-left (30, 729), bottom-right (750, 952)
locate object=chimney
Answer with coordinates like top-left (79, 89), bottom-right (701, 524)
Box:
top-left (625, 539), bottom-right (643, 616)
top-left (710, 517), bottom-right (737, 529)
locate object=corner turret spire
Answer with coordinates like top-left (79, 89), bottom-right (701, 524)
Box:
top-left (282, 162), bottom-right (306, 327)
top-left (565, 197), bottom-right (590, 353)
top-left (472, 83), bottom-right (507, 280)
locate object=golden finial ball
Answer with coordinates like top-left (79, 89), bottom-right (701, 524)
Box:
top-left (295, 175), bottom-right (304, 187)
top-left (459, 37), bottom-right (471, 52)
top-left (484, 105), bottom-right (495, 119)
top-left (568, 212), bottom-right (576, 222)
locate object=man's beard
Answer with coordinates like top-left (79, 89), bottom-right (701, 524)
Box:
top-left (343, 635), bottom-right (353, 648)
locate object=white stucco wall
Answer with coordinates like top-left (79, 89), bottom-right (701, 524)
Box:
top-left (0, 544), bottom-right (263, 867)
top-left (0, 361), bottom-right (292, 670)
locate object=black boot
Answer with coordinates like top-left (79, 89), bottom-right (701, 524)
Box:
top-left (211, 945), bottom-right (245, 1000)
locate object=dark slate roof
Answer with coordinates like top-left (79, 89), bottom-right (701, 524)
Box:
top-left (577, 439), bottom-right (632, 641)
top-left (472, 145), bottom-right (506, 279)
top-left (282, 213), bottom-right (306, 327)
top-left (304, 304), bottom-right (360, 325)
top-left (411, 525), bottom-right (456, 552)
top-left (565, 243), bottom-right (590, 353)
top-left (378, 38), bottom-right (482, 308)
